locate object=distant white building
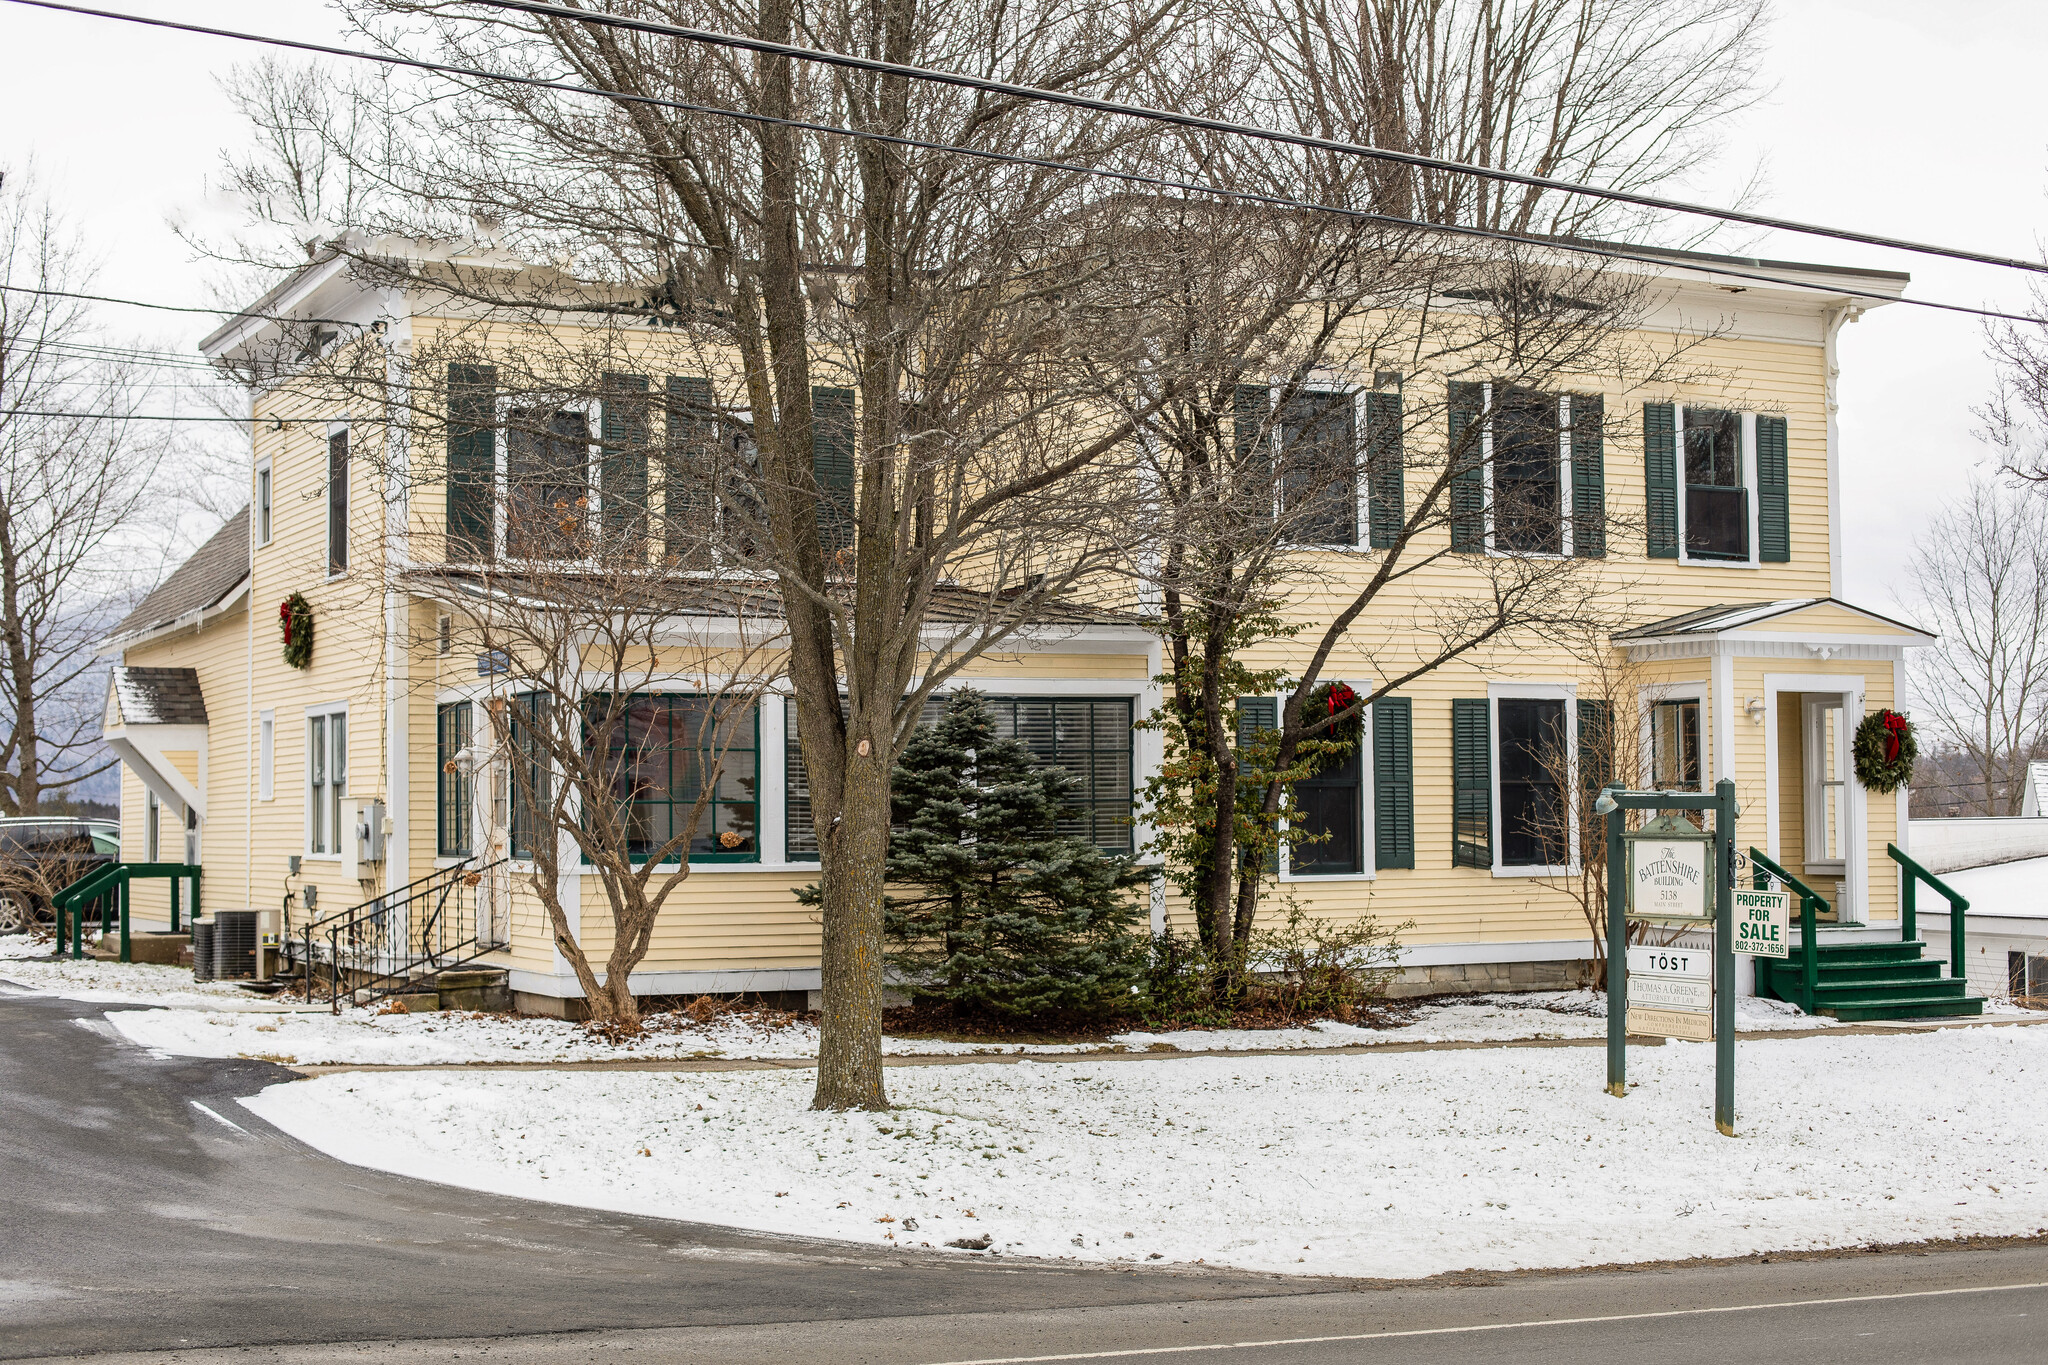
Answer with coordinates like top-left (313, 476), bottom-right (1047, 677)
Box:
top-left (2020, 760), bottom-right (2048, 818)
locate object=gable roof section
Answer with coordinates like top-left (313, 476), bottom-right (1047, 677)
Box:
top-left (107, 506), bottom-right (251, 646)
top-left (106, 667), bottom-right (208, 726)
top-left (1614, 598), bottom-right (1932, 646)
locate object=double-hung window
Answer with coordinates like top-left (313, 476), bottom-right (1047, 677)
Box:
top-left (1496, 698), bottom-right (1568, 868)
top-left (437, 701), bottom-right (474, 858)
top-left (784, 694), bottom-right (1134, 860)
top-left (1492, 388), bottom-right (1563, 554)
top-left (1649, 698), bottom-right (1702, 791)
top-left (326, 427), bottom-right (349, 575)
top-left (1292, 726), bottom-right (1365, 875)
top-left (255, 462), bottom-right (273, 546)
top-left (1455, 691), bottom-right (1573, 873)
top-left (1683, 407), bottom-right (1746, 560)
top-left (507, 692), bottom-right (552, 861)
top-left (1277, 390), bottom-right (1359, 545)
top-left (307, 708), bottom-right (347, 855)
top-left (591, 694), bottom-right (760, 863)
top-left (505, 405), bottom-right (595, 561)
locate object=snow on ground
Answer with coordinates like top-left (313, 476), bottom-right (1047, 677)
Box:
top-left (101, 989), bottom-right (1842, 1066)
top-left (242, 1027), bottom-right (2048, 1279)
top-left (0, 933), bottom-right (277, 1010)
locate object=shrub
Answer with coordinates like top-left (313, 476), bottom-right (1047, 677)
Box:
top-left (877, 691), bottom-right (1152, 1020)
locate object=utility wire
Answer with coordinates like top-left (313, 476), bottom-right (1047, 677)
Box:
top-left (0, 408), bottom-right (253, 422)
top-left (0, 281), bottom-right (353, 323)
top-left (6, 0), bottom-right (2040, 325)
top-left (473, 0), bottom-right (2048, 280)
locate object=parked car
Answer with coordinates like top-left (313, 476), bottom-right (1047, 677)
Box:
top-left (0, 818), bottom-right (119, 933)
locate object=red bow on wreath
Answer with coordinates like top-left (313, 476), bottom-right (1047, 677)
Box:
top-left (279, 598), bottom-right (295, 644)
top-left (1882, 710), bottom-right (1908, 763)
top-left (1326, 683), bottom-right (1358, 717)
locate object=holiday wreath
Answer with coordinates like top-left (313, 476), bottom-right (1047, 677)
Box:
top-left (279, 592), bottom-right (314, 670)
top-left (1851, 707), bottom-right (1916, 794)
top-left (1302, 680), bottom-right (1364, 773)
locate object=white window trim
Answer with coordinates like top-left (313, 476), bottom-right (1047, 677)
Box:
top-left (765, 680), bottom-right (1147, 875)
top-left (1488, 681), bottom-right (1579, 878)
top-left (494, 393), bottom-right (602, 568)
top-left (258, 710), bottom-right (275, 802)
top-left (1675, 405), bottom-right (1762, 569)
top-left (1758, 674), bottom-right (1868, 924)
top-left (254, 460), bottom-right (273, 547)
top-left (304, 700), bottom-right (350, 860)
top-left (325, 420), bottom-right (350, 579)
top-left (1637, 682), bottom-right (1709, 792)
top-left (1270, 381), bottom-right (1367, 552)
top-left (1482, 385), bottom-right (1575, 560)
top-left (1279, 682), bottom-right (1377, 882)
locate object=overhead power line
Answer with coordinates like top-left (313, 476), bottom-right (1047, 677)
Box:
top-left (473, 0), bottom-right (2048, 280)
top-left (0, 408), bottom-right (252, 422)
top-left (0, 280), bottom-right (353, 324)
top-left (6, 0), bottom-right (2041, 327)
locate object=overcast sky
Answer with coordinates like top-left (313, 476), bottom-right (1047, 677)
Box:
top-left (3, 0), bottom-right (2043, 607)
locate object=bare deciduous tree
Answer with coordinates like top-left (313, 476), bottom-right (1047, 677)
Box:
top-left (0, 168), bottom-right (167, 817)
top-left (1898, 478), bottom-right (2048, 816)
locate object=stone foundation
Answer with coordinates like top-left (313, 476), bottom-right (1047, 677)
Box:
top-left (1383, 959), bottom-right (1596, 999)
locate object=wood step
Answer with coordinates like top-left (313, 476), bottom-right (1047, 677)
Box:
top-left (1806, 977), bottom-right (1974, 1005)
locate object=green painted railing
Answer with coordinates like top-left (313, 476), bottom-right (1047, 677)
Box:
top-left (1888, 843), bottom-right (1967, 983)
top-left (52, 862), bottom-right (202, 962)
top-left (1748, 847), bottom-right (1829, 1012)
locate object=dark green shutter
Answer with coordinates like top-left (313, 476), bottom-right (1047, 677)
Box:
top-left (1757, 414), bottom-right (1790, 562)
top-left (446, 363), bottom-right (497, 560)
top-left (811, 386), bottom-right (856, 552)
top-left (1571, 393), bottom-right (1605, 558)
top-left (1452, 697), bottom-right (1492, 868)
top-left (1236, 695), bottom-right (1278, 753)
top-left (1577, 698), bottom-right (1614, 801)
top-left (1448, 382), bottom-right (1485, 552)
top-left (1644, 401), bottom-right (1678, 559)
top-left (665, 376), bottom-right (717, 569)
top-left (1234, 383), bottom-right (1272, 521)
top-left (1366, 389), bottom-right (1403, 550)
top-left (1372, 696), bottom-right (1413, 869)
top-left (600, 373), bottom-right (649, 553)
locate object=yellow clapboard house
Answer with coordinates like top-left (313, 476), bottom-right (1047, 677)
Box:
top-left (98, 236), bottom-right (1946, 1016)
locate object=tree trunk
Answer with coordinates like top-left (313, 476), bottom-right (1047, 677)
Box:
top-left (813, 742), bottom-right (891, 1110)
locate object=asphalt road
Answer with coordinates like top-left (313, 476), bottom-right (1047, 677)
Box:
top-left (5, 987), bottom-right (2046, 1363)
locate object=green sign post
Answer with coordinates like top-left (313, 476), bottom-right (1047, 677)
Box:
top-left (1600, 778), bottom-right (1739, 1136)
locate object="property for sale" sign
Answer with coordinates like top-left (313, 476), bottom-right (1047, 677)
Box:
top-left (1732, 889), bottom-right (1791, 958)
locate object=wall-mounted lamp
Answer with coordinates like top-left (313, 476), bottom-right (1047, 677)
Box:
top-left (1745, 696), bottom-right (1766, 725)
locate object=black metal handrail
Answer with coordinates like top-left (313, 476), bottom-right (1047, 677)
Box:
top-left (296, 857), bottom-right (509, 1012)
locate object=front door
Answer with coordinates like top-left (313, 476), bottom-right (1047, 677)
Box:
top-left (1778, 692), bottom-right (1850, 922)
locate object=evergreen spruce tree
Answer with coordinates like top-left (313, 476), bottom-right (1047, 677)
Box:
top-left (881, 690), bottom-right (1149, 1020)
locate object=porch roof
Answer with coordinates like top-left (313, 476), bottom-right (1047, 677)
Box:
top-left (401, 566), bottom-right (1143, 630)
top-left (1613, 597), bottom-right (1933, 647)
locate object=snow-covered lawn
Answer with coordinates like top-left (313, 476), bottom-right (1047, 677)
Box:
top-left (0, 932), bottom-right (280, 1011)
top-left (93, 989), bottom-right (1842, 1068)
top-left (242, 1026), bottom-right (2048, 1279)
